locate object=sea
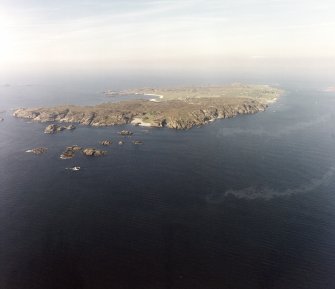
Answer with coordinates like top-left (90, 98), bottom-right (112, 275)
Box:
top-left (1, 73), bottom-right (335, 289)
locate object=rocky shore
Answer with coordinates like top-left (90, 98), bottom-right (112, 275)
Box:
top-left (44, 124), bottom-right (76, 134)
top-left (13, 85), bottom-right (282, 130)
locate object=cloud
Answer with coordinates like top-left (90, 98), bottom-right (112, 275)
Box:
top-left (1, 0), bottom-right (335, 71)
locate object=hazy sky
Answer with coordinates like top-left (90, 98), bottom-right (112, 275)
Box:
top-left (0, 0), bottom-right (334, 72)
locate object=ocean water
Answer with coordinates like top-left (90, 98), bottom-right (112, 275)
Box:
top-left (1, 76), bottom-right (335, 289)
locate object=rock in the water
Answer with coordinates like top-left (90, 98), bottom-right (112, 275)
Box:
top-left (68, 145), bottom-right (82, 151)
top-left (44, 124), bottom-right (65, 134)
top-left (99, 140), bottom-right (113, 146)
top-left (60, 150), bottom-right (75, 159)
top-left (60, 145), bottom-right (82, 159)
top-left (133, 140), bottom-right (143, 145)
top-left (26, 147), bottom-right (48, 155)
top-left (0, 118), bottom-right (4, 122)
top-left (119, 130), bottom-right (133, 136)
top-left (83, 148), bottom-right (106, 156)
top-left (118, 141), bottom-right (124, 145)
top-left (66, 124), bottom-right (76, 130)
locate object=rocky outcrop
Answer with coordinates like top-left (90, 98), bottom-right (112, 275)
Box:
top-left (60, 145), bottom-right (82, 159)
top-left (44, 124), bottom-right (76, 134)
top-left (82, 148), bottom-right (106, 156)
top-left (14, 108), bottom-right (41, 120)
top-left (60, 150), bottom-right (75, 159)
top-left (68, 145), bottom-right (82, 151)
top-left (44, 124), bottom-right (66, 134)
top-left (119, 130), bottom-right (133, 136)
top-left (26, 147), bottom-right (48, 155)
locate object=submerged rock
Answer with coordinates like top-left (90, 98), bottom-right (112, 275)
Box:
top-left (26, 147), bottom-right (48, 155)
top-left (118, 141), bottom-right (124, 145)
top-left (119, 130), bottom-right (133, 136)
top-left (133, 140), bottom-right (143, 145)
top-left (99, 140), bottom-right (113, 146)
top-left (82, 148), bottom-right (106, 156)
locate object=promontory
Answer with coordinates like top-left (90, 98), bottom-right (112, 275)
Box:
top-left (13, 84), bottom-right (282, 130)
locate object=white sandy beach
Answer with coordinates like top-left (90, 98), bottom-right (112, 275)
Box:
top-left (146, 94), bottom-right (164, 102)
top-left (131, 117), bottom-right (152, 127)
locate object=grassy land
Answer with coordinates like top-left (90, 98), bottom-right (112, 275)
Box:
top-left (121, 84), bottom-right (282, 102)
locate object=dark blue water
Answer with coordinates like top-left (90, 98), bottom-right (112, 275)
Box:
top-left (1, 78), bottom-right (335, 289)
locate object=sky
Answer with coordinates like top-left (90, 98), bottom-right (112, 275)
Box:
top-left (0, 0), bottom-right (334, 74)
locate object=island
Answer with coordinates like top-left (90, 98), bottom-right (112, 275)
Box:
top-left (13, 84), bottom-right (282, 130)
